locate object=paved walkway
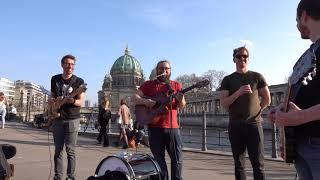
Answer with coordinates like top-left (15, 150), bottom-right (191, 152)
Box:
top-left (0, 121), bottom-right (296, 180)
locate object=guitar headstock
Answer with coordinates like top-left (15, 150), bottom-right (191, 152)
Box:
top-left (181, 79), bottom-right (210, 94)
top-left (194, 79), bottom-right (210, 88)
top-left (79, 83), bottom-right (87, 92)
top-left (73, 83), bottom-right (87, 95)
top-left (290, 47), bottom-right (317, 86)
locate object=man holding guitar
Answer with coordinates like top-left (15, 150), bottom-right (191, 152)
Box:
top-left (269, 0), bottom-right (320, 179)
top-left (50, 54), bottom-right (86, 180)
top-left (219, 46), bottom-right (271, 180)
top-left (133, 60), bottom-right (186, 180)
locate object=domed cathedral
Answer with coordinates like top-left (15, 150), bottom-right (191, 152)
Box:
top-left (98, 46), bottom-right (145, 112)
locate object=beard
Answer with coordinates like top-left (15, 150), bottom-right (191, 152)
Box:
top-left (156, 73), bottom-right (171, 82)
top-left (297, 23), bottom-right (310, 39)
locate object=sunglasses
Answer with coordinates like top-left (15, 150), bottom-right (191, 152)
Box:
top-left (235, 54), bottom-right (248, 59)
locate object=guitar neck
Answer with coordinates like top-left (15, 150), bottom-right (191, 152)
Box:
top-left (59, 86), bottom-right (85, 105)
top-left (68, 89), bottom-right (82, 98)
top-left (283, 84), bottom-right (292, 112)
top-left (181, 85), bottom-right (196, 94)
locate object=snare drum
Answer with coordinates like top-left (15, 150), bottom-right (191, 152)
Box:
top-left (95, 152), bottom-right (161, 180)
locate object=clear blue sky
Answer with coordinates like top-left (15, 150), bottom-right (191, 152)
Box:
top-left (0, 0), bottom-right (311, 104)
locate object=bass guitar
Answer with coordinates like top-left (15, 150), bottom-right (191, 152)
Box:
top-left (46, 83), bottom-right (87, 126)
top-left (281, 41), bottom-right (319, 163)
top-left (135, 79), bottom-right (209, 126)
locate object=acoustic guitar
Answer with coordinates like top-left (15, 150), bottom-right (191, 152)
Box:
top-left (46, 83), bottom-right (87, 126)
top-left (135, 79), bottom-right (209, 126)
top-left (281, 41), bottom-right (319, 163)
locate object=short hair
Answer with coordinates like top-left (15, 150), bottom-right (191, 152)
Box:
top-left (61, 54), bottom-right (76, 64)
top-left (0, 92), bottom-right (4, 97)
top-left (120, 99), bottom-right (127, 106)
top-left (297, 0), bottom-right (320, 20)
top-left (233, 46), bottom-right (249, 58)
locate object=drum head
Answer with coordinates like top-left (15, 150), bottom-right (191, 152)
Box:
top-left (129, 154), bottom-right (161, 178)
top-left (95, 156), bottom-right (131, 177)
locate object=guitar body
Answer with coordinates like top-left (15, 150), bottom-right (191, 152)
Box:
top-left (45, 84), bottom-right (87, 126)
top-left (281, 83), bottom-right (300, 163)
top-left (135, 79), bottom-right (209, 126)
top-left (281, 126), bottom-right (296, 163)
top-left (135, 93), bottom-right (170, 126)
top-left (46, 97), bottom-right (63, 125)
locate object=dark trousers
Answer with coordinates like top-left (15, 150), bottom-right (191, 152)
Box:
top-left (228, 122), bottom-right (265, 180)
top-left (52, 119), bottom-right (79, 180)
top-left (148, 127), bottom-right (183, 180)
top-left (97, 124), bottom-right (109, 146)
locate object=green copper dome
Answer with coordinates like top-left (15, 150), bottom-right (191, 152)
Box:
top-left (110, 47), bottom-right (143, 76)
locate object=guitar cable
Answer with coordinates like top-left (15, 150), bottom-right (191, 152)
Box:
top-left (47, 126), bottom-right (53, 180)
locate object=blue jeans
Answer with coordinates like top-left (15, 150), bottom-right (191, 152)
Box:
top-left (295, 137), bottom-right (320, 180)
top-left (148, 127), bottom-right (183, 180)
top-left (52, 119), bottom-right (79, 180)
top-left (228, 122), bottom-right (265, 180)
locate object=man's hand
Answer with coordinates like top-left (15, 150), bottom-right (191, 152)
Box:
top-left (237, 84), bottom-right (252, 96)
top-left (175, 92), bottom-right (184, 102)
top-left (65, 96), bottom-right (75, 104)
top-left (145, 99), bottom-right (157, 108)
top-left (268, 102), bottom-right (305, 126)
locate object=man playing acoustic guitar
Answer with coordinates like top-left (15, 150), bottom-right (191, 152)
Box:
top-left (269, 0), bottom-right (320, 179)
top-left (50, 54), bottom-right (86, 180)
top-left (133, 60), bottom-right (186, 180)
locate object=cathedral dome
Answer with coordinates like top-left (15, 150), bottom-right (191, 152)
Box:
top-left (110, 47), bottom-right (143, 76)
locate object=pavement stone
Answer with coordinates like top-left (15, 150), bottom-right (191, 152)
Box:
top-left (0, 121), bottom-right (296, 180)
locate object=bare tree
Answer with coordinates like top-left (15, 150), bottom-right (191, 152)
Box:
top-left (202, 70), bottom-right (228, 91)
top-left (175, 69), bottom-right (228, 100)
top-left (175, 73), bottom-right (202, 89)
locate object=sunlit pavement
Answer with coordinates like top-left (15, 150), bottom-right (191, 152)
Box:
top-left (0, 121), bottom-right (296, 180)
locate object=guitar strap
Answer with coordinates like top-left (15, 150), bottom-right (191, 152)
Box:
top-left (57, 75), bottom-right (77, 119)
top-left (312, 39), bottom-right (320, 62)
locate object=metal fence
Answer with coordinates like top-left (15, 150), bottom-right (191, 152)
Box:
top-left (79, 110), bottom-right (280, 159)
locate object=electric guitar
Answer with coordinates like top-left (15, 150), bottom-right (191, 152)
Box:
top-left (135, 79), bottom-right (209, 126)
top-left (281, 41), bottom-right (319, 163)
top-left (46, 83), bottom-right (87, 126)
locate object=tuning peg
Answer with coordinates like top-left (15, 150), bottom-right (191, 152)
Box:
top-left (312, 68), bottom-right (317, 77)
top-left (307, 73), bottom-right (313, 81)
top-left (302, 77), bottom-right (308, 85)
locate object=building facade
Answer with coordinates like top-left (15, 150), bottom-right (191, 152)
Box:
top-left (14, 80), bottom-right (50, 121)
top-left (0, 77), bottom-right (15, 101)
top-left (98, 47), bottom-right (145, 112)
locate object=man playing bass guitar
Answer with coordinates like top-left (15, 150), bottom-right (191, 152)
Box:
top-left (50, 54), bottom-right (86, 180)
top-left (269, 0), bottom-right (320, 179)
top-left (133, 60), bottom-right (186, 180)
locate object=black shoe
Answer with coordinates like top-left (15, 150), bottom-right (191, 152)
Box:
top-left (113, 142), bottom-right (119, 147)
top-left (1, 144), bottom-right (16, 159)
top-left (103, 144), bottom-right (109, 147)
top-left (122, 144), bottom-right (129, 149)
top-left (96, 139), bottom-right (101, 145)
top-left (65, 177), bottom-right (75, 180)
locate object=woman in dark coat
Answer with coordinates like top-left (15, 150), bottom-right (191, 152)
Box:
top-left (96, 97), bottom-right (111, 147)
